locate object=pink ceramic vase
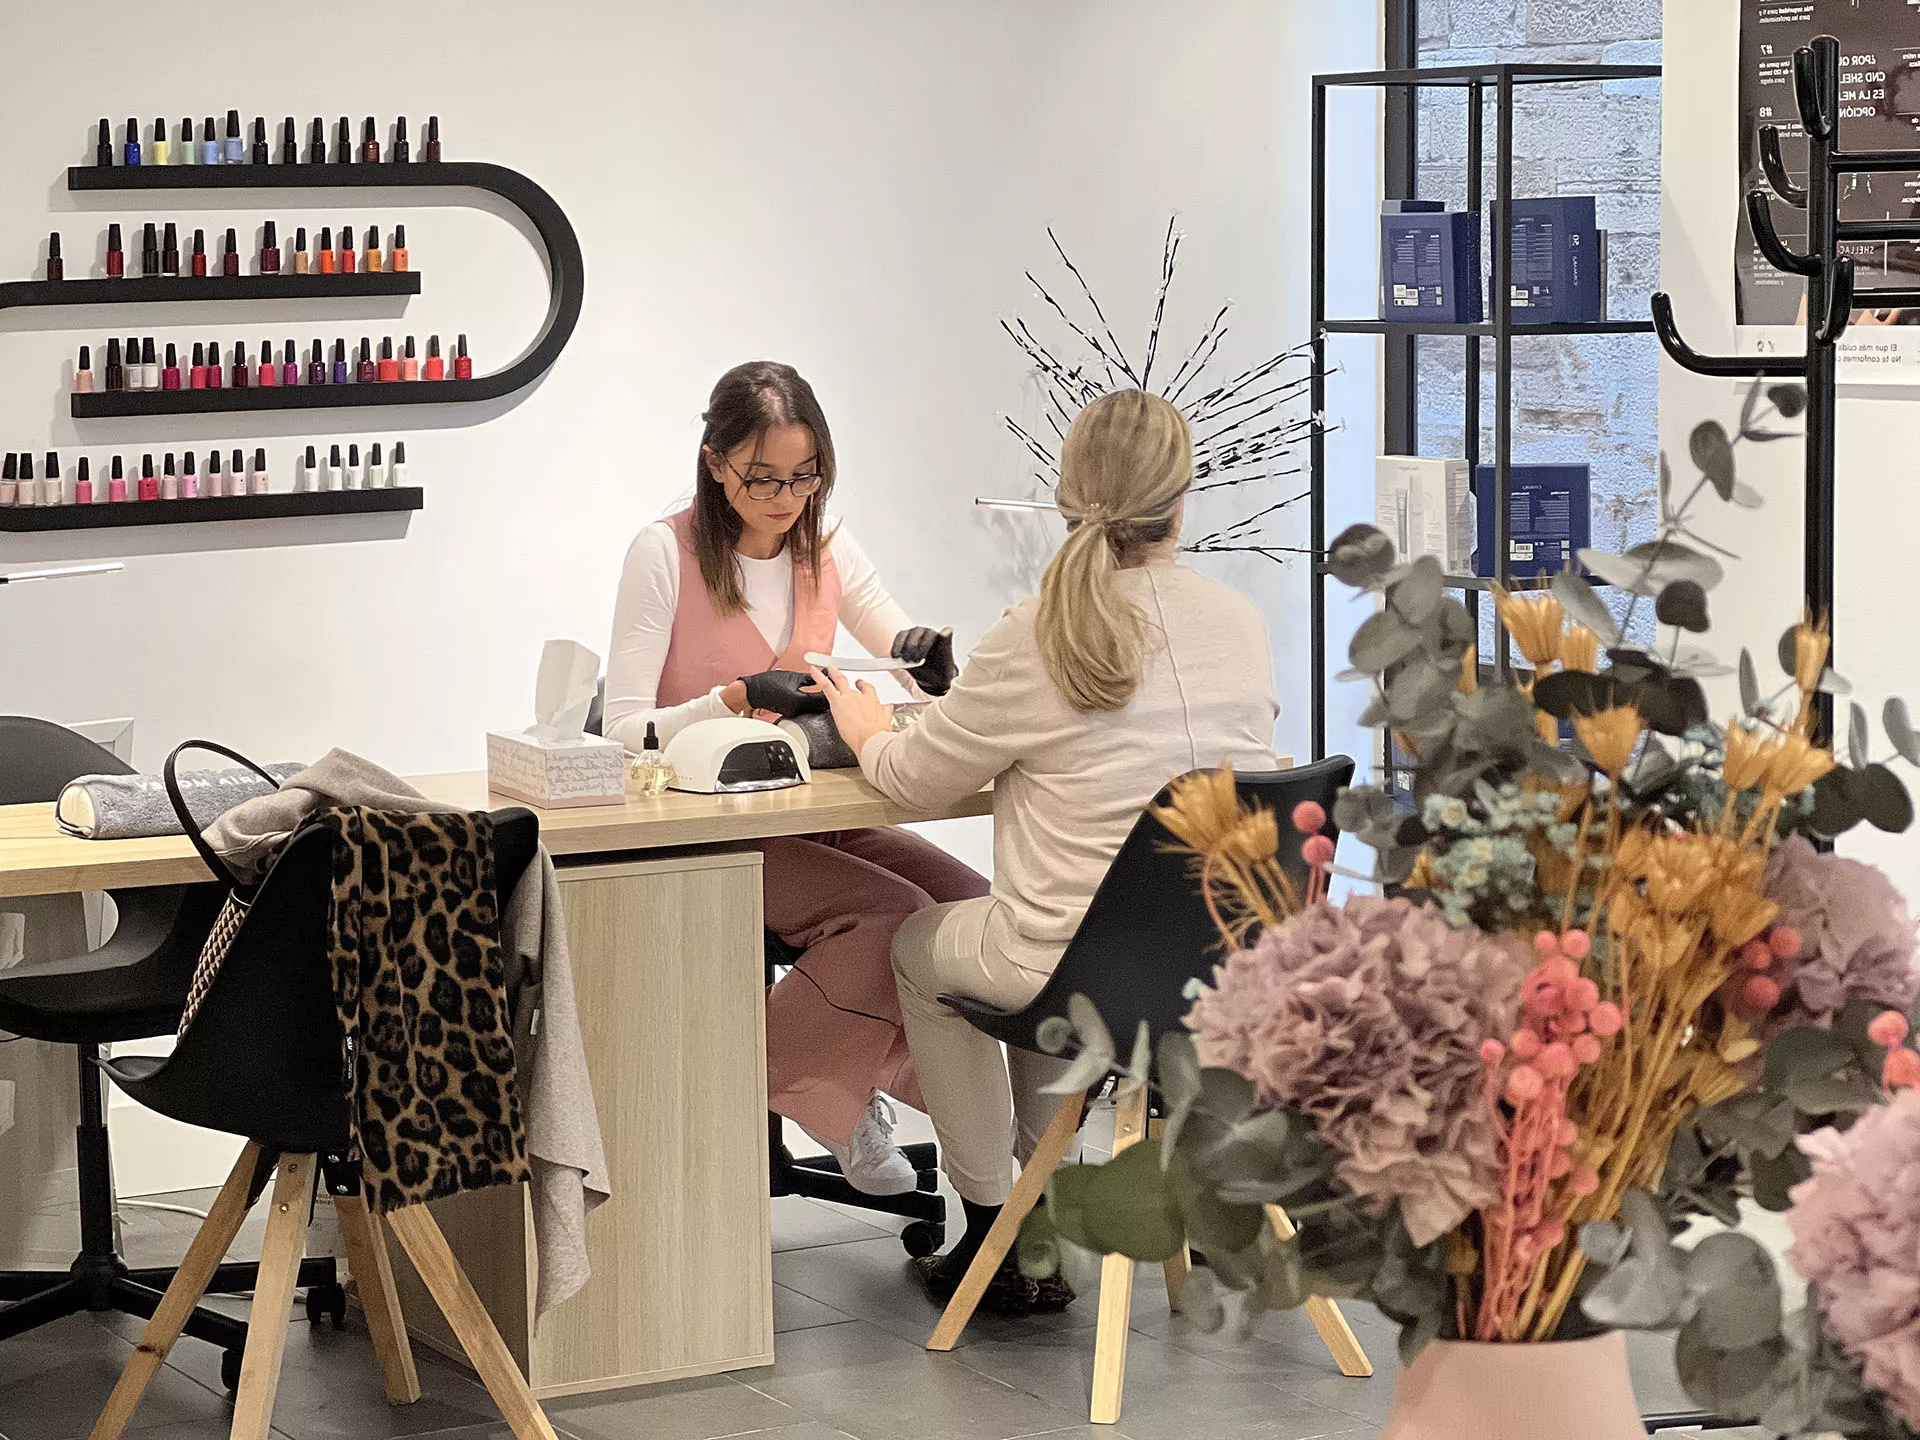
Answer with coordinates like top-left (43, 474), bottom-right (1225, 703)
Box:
top-left (1380, 1331), bottom-right (1646, 1440)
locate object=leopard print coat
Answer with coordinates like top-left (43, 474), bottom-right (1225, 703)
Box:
top-left (316, 807), bottom-right (529, 1211)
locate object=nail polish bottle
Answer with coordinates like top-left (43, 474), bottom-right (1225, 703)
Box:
top-left (74, 458), bottom-right (93, 506)
top-left (223, 227), bottom-right (240, 277)
top-left (185, 228), bottom-right (204, 277)
top-left (141, 222), bottom-right (159, 276)
top-left (361, 116), bottom-right (380, 163)
top-left (95, 118), bottom-right (113, 167)
top-left (261, 221), bottom-right (281, 275)
top-left (251, 116), bottom-right (268, 165)
top-left (141, 337), bottom-right (159, 390)
top-left (363, 224), bottom-right (382, 273)
top-left (181, 451), bottom-right (199, 499)
top-left (280, 116), bottom-right (298, 165)
top-left (300, 444), bottom-right (316, 492)
top-left (106, 223), bottom-right (124, 278)
top-left (318, 226), bottom-right (336, 275)
top-left (162, 222), bottom-right (179, 276)
top-left (231, 450), bottom-right (246, 497)
top-left (454, 333), bottom-right (473, 380)
top-left (309, 116), bottom-right (327, 164)
top-left (201, 117), bottom-right (220, 167)
top-left (0, 453), bottom-right (17, 506)
top-left (393, 116), bottom-right (410, 163)
top-left (308, 337), bottom-right (327, 386)
top-left (123, 117), bottom-right (141, 166)
top-left (46, 232), bottom-right (63, 282)
top-left (230, 341), bottom-right (248, 389)
top-left (389, 441), bottom-right (407, 489)
top-left (391, 224), bottom-right (408, 272)
top-left (332, 339), bottom-right (350, 385)
top-left (251, 448), bottom-right (269, 495)
top-left (357, 337), bottom-right (377, 383)
top-left (75, 344), bottom-right (93, 392)
top-left (378, 336), bottom-right (398, 381)
top-left (190, 342), bottom-right (207, 389)
top-left (321, 443), bottom-right (339, 492)
top-left (178, 118), bottom-right (193, 164)
top-left (109, 456), bottom-right (128, 503)
top-left (335, 116), bottom-right (353, 165)
top-left (206, 340), bottom-right (224, 389)
top-left (339, 220), bottom-right (356, 273)
top-left (425, 333), bottom-right (445, 380)
top-left (347, 443), bottom-right (362, 490)
top-left (160, 453), bottom-right (178, 501)
top-left (369, 442), bottom-right (385, 490)
top-left (13, 453), bottom-right (30, 507)
top-left (401, 335), bottom-right (419, 382)
top-left (424, 116), bottom-right (441, 162)
top-left (207, 449), bottom-right (224, 497)
top-left (293, 227), bottom-right (310, 275)
top-left (224, 110), bottom-right (244, 164)
top-left (257, 339), bottom-right (275, 387)
top-left (162, 342), bottom-right (181, 390)
top-left (151, 118), bottom-right (168, 167)
top-left (282, 339), bottom-right (299, 388)
top-left (124, 336), bottom-right (143, 391)
top-left (42, 452), bottom-right (62, 506)
top-left (104, 339), bottom-right (123, 391)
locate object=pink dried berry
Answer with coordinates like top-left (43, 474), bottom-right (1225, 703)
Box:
top-left (1510, 1029), bottom-right (1543, 1060)
top-left (1568, 1163), bottom-right (1601, 1197)
top-left (1743, 975), bottom-right (1782, 1012)
top-left (1572, 1034), bottom-right (1603, 1065)
top-left (1885, 1047), bottom-right (1920, 1091)
top-left (1588, 1002), bottom-right (1624, 1036)
top-left (1741, 940), bottom-right (1773, 972)
top-left (1569, 977), bottom-right (1601, 1013)
top-left (1869, 1011), bottom-right (1911, 1048)
top-left (1291, 800), bottom-right (1327, 834)
top-left (1480, 1038), bottom-right (1507, 1066)
top-left (1770, 926), bottom-right (1803, 960)
top-left (1561, 930), bottom-right (1593, 961)
top-left (1302, 834), bottom-right (1336, 867)
top-left (1505, 1065), bottom-right (1545, 1104)
top-left (1538, 1042), bottom-right (1577, 1080)
top-left (1535, 931), bottom-right (1561, 957)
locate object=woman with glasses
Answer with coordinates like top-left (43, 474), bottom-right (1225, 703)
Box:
top-left (603, 360), bottom-right (985, 1195)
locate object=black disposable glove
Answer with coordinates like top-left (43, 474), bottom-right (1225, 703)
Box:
top-left (740, 669), bottom-right (827, 717)
top-left (891, 627), bottom-right (957, 697)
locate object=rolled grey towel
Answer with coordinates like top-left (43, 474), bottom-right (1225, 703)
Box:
top-left (56, 762), bottom-right (306, 840)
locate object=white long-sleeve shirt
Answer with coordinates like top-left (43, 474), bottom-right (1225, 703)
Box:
top-left (603, 520), bottom-right (915, 752)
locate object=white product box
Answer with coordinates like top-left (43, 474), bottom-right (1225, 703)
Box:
top-left (486, 729), bottom-right (628, 808)
top-left (1375, 456), bottom-right (1472, 571)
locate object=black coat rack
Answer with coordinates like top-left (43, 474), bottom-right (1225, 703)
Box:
top-left (1652, 33), bottom-right (1920, 740)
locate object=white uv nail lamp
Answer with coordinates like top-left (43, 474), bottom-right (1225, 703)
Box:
top-left (661, 716), bottom-right (812, 794)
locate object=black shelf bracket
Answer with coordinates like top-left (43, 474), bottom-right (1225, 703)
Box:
top-left (61, 160), bottom-right (582, 417)
top-left (1758, 127), bottom-right (1808, 209)
top-left (0, 272), bottom-right (419, 313)
top-left (0, 486), bottom-right (422, 533)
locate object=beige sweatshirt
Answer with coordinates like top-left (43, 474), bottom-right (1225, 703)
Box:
top-left (859, 564), bottom-right (1279, 974)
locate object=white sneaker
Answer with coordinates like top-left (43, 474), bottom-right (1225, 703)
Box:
top-left (805, 1094), bottom-right (918, 1196)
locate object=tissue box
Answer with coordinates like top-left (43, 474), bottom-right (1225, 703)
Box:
top-left (486, 730), bottom-right (628, 808)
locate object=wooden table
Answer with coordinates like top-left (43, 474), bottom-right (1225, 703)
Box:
top-left (0, 769), bottom-right (992, 1398)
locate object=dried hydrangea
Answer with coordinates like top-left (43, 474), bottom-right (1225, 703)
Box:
top-left (1185, 895), bottom-right (1527, 1245)
top-left (1761, 836), bottom-right (1920, 1038)
top-left (1422, 785), bottom-right (1575, 929)
top-left (1789, 1089), bottom-right (1920, 1430)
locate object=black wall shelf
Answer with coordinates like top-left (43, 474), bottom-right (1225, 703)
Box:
top-left (1322, 318), bottom-right (1654, 338)
top-left (0, 487), bottom-right (422, 532)
top-left (73, 380), bottom-right (485, 418)
top-left (0, 273), bottom-right (419, 313)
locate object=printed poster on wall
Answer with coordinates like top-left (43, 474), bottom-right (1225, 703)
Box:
top-left (1738, 0), bottom-right (1920, 381)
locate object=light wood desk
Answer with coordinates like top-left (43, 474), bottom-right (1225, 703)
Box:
top-left (0, 769), bottom-right (992, 1398)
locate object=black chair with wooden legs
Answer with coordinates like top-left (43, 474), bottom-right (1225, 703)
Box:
top-left (0, 716), bottom-right (342, 1378)
top-left (923, 757), bottom-right (1370, 1426)
top-left (87, 808), bottom-right (557, 1440)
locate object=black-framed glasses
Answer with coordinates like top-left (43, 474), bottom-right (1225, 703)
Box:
top-left (717, 453), bottom-right (825, 501)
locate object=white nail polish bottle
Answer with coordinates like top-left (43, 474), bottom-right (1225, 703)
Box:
top-left (347, 443), bottom-right (362, 491)
top-left (388, 440), bottom-right (406, 489)
top-left (250, 447), bottom-right (269, 495)
top-left (321, 444), bottom-right (338, 493)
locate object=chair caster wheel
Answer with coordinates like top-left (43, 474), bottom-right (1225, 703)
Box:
top-left (305, 1281), bottom-right (348, 1328)
top-left (220, 1345), bottom-right (244, 1391)
top-left (901, 1221), bottom-right (944, 1258)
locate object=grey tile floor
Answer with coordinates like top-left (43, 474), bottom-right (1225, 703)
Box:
top-left (0, 1143), bottom-right (1767, 1440)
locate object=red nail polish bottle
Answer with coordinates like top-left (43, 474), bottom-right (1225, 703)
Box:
top-left (106, 223), bottom-right (124, 278)
top-left (424, 334), bottom-right (445, 380)
top-left (161, 342), bottom-right (180, 390)
top-left (377, 336), bottom-right (398, 382)
top-left (453, 333), bottom-right (472, 380)
top-left (222, 227), bottom-right (239, 277)
top-left (190, 342), bottom-right (207, 389)
top-left (401, 334), bottom-right (419, 382)
top-left (230, 342), bottom-right (248, 388)
top-left (206, 341), bottom-right (223, 389)
top-left (191, 229), bottom-right (207, 277)
top-left (260, 221), bottom-right (280, 275)
top-left (357, 337), bottom-right (377, 383)
top-left (257, 338), bottom-right (275, 387)
top-left (339, 217), bottom-right (356, 273)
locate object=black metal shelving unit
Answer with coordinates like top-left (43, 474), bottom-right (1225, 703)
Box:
top-left (0, 487), bottom-right (422, 532)
top-left (1309, 61), bottom-right (1663, 762)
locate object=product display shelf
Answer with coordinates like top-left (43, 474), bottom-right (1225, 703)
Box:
top-left (0, 487), bottom-right (422, 532)
top-left (73, 381), bottom-right (486, 418)
top-left (0, 274), bottom-right (420, 312)
top-left (1307, 60), bottom-right (1663, 764)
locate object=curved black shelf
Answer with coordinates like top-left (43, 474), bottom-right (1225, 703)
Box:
top-left (1, 273), bottom-right (419, 311)
top-left (64, 161), bottom-right (582, 416)
top-left (0, 486), bottom-right (421, 532)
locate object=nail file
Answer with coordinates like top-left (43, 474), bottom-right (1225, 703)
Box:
top-left (804, 653), bottom-right (906, 672)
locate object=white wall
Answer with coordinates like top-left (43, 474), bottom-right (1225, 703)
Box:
top-left (0, 2), bottom-right (1381, 776)
top-left (1661, 0), bottom-right (1920, 898)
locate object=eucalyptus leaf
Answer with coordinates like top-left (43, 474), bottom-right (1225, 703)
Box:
top-left (1730, 481), bottom-right (1765, 510)
top-left (1810, 767), bottom-right (1865, 839)
top-left (1196, 1066), bottom-right (1258, 1127)
top-left (1769, 384), bottom-right (1808, 418)
top-left (1124, 1021), bottom-right (1151, 1090)
top-left (1691, 420), bottom-right (1736, 501)
top-left (1430, 596), bottom-right (1477, 655)
top-left (1749, 1145), bottom-right (1813, 1212)
top-left (1668, 644), bottom-right (1733, 680)
top-left (1388, 556), bottom-right (1445, 625)
top-left (1698, 1091), bottom-right (1798, 1161)
top-left (1179, 1265), bottom-right (1226, 1333)
top-left (1326, 524), bottom-right (1397, 589)
top-left (1675, 1326), bottom-right (1793, 1419)
top-left (1017, 1204), bottom-right (1061, 1278)
top-left (1041, 1039), bottom-right (1117, 1095)
top-left (1580, 1221), bottom-right (1630, 1270)
top-left (1386, 662), bottom-right (1456, 727)
top-left (1067, 995), bottom-right (1113, 1066)
top-left (1582, 1252), bottom-right (1692, 1330)
top-left (1761, 1028), bottom-right (1855, 1096)
top-left (1581, 541), bottom-right (1725, 596)
top-left (1531, 669), bottom-right (1615, 720)
top-left (1850, 703), bottom-right (1870, 771)
top-left (1818, 667), bottom-right (1854, 697)
top-left (1777, 626), bottom-right (1799, 678)
top-left (1552, 570), bottom-right (1623, 645)
top-left (1656, 580), bottom-right (1711, 633)
top-left (1886, 698), bottom-right (1920, 766)
top-left (1156, 1032), bottom-right (1202, 1158)
top-left (1452, 684), bottom-right (1539, 749)
top-left (1739, 650), bottom-right (1761, 715)
top-left (1862, 763), bottom-right (1915, 834)
top-left (1035, 1016), bottom-right (1074, 1055)
top-left (1784, 1073), bottom-right (1883, 1117)
top-left (1057, 1234), bottom-right (1106, 1296)
top-left (1350, 610), bottom-right (1424, 674)
top-left (1685, 1233), bottom-right (1783, 1351)
top-left (1050, 1143), bottom-right (1187, 1262)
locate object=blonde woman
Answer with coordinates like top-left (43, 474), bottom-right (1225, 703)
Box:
top-left (813, 389), bottom-right (1280, 1311)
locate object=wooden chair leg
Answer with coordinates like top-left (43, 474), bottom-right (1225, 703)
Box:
top-left (1267, 1205), bottom-right (1373, 1378)
top-left (231, 1155), bottom-right (318, 1440)
top-left (1144, 1120), bottom-right (1190, 1313)
top-left (334, 1193), bottom-right (421, 1404)
top-left (926, 1088), bottom-right (1089, 1353)
top-left (385, 1203), bottom-right (558, 1440)
top-left (1089, 1081), bottom-right (1149, 1425)
top-left (90, 1143), bottom-right (263, 1440)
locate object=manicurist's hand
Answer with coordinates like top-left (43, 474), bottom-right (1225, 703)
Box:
top-left (740, 670), bottom-right (828, 717)
top-left (810, 666), bottom-right (894, 757)
top-left (891, 626), bottom-right (957, 696)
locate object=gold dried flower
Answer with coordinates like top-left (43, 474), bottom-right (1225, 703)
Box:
top-left (1711, 887), bottom-right (1779, 949)
top-left (1495, 587), bottom-right (1569, 669)
top-left (1558, 624), bottom-right (1601, 675)
top-left (1765, 731), bottom-right (1837, 797)
top-left (1794, 615), bottom-right (1831, 697)
top-left (1220, 810), bottom-right (1281, 868)
top-left (1723, 723), bottom-right (1770, 793)
top-left (1573, 705), bottom-right (1644, 774)
top-left (1155, 766), bottom-right (1243, 853)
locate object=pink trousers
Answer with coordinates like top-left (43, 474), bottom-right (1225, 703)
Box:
top-left (759, 827), bottom-right (989, 1144)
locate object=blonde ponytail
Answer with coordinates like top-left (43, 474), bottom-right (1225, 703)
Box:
top-left (1037, 390), bottom-right (1192, 712)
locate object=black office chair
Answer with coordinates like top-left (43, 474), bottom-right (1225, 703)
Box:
top-left (0, 717), bottom-right (340, 1372)
top-left (923, 758), bottom-right (1371, 1424)
top-left (88, 807), bottom-right (555, 1440)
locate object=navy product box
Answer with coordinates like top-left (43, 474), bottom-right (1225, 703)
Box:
top-left (1381, 210), bottom-right (1484, 324)
top-left (1509, 197), bottom-right (1602, 325)
top-left (1474, 463), bottom-right (1591, 580)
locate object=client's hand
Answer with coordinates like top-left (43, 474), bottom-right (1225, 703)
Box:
top-left (891, 627), bottom-right (957, 696)
top-left (738, 670), bottom-right (828, 718)
top-left (811, 666), bottom-right (894, 758)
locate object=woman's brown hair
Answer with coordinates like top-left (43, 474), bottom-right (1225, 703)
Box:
top-left (693, 361), bottom-right (838, 616)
